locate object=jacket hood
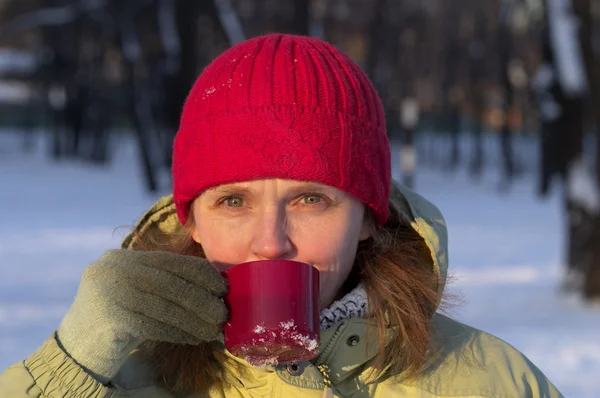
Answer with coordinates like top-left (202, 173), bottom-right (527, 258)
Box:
top-left (122, 180), bottom-right (449, 297)
top-left (387, 181), bottom-right (448, 296)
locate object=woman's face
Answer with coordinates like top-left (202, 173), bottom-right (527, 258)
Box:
top-left (191, 178), bottom-right (372, 310)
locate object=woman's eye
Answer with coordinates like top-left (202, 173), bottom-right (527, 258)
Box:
top-left (224, 197), bottom-right (244, 207)
top-left (302, 195), bottom-right (322, 204)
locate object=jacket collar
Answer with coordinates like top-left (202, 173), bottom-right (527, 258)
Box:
top-left (221, 317), bottom-right (390, 391)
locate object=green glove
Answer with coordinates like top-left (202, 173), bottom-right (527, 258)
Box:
top-left (57, 249), bottom-right (228, 384)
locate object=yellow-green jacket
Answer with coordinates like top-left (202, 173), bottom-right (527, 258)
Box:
top-left (0, 183), bottom-right (564, 397)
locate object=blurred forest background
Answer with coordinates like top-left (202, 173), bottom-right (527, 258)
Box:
top-left (1, 0), bottom-right (600, 301)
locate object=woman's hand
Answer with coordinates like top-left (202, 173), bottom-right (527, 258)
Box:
top-left (57, 249), bottom-right (228, 383)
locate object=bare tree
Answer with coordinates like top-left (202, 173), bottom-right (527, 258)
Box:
top-left (572, 0), bottom-right (600, 299)
top-left (535, 0), bottom-right (592, 296)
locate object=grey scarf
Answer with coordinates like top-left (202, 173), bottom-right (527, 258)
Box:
top-left (319, 283), bottom-right (368, 331)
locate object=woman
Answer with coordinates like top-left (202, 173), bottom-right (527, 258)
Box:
top-left (0, 34), bottom-right (562, 397)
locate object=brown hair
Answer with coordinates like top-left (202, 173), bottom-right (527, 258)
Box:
top-left (133, 204), bottom-right (442, 393)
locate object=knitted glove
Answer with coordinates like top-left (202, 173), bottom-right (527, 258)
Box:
top-left (57, 249), bottom-right (228, 384)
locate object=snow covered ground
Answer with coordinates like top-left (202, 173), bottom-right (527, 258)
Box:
top-left (1, 129), bottom-right (599, 396)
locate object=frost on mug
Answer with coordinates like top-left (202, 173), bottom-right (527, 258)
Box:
top-left (222, 260), bottom-right (320, 367)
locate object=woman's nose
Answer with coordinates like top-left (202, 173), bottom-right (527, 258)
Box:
top-left (250, 210), bottom-right (293, 260)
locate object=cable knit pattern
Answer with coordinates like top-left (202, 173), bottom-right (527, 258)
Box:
top-left (172, 33), bottom-right (390, 226)
top-left (319, 283), bottom-right (368, 331)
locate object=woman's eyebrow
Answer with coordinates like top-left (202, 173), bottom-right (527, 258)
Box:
top-left (286, 184), bottom-right (334, 195)
top-left (205, 183), bottom-right (335, 196)
top-left (205, 186), bottom-right (252, 195)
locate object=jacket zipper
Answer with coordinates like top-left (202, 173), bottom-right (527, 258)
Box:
top-left (312, 322), bottom-right (347, 398)
top-left (317, 364), bottom-right (333, 398)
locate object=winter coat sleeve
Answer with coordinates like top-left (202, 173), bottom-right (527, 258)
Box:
top-left (0, 332), bottom-right (119, 397)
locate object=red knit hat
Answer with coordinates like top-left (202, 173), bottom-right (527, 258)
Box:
top-left (173, 34), bottom-right (390, 225)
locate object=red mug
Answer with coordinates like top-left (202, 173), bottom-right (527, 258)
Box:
top-left (222, 260), bottom-right (320, 367)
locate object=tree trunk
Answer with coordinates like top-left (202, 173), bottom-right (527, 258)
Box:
top-left (498, 17), bottom-right (515, 189)
top-left (573, 0), bottom-right (600, 299)
top-left (542, 0), bottom-right (593, 295)
top-left (448, 107), bottom-right (461, 170)
top-left (365, 0), bottom-right (385, 85)
top-left (129, 77), bottom-right (159, 192)
top-left (400, 98), bottom-right (418, 188)
top-left (292, 0), bottom-right (310, 36)
top-left (468, 13), bottom-right (487, 179)
top-left (586, 224), bottom-right (600, 298)
top-left (469, 95), bottom-right (484, 179)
